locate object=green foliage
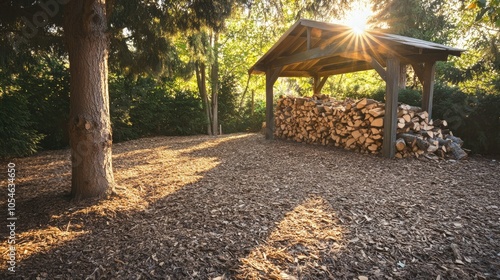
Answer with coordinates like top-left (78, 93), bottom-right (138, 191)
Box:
top-left (217, 73), bottom-right (265, 133)
top-left (218, 74), bottom-right (240, 133)
top-left (18, 55), bottom-right (70, 149)
top-left (467, 0), bottom-right (500, 27)
top-left (0, 53), bottom-right (70, 152)
top-left (110, 75), bottom-right (206, 141)
top-left (398, 89), bottom-right (422, 106)
top-left (1, 0), bottom-right (499, 157)
top-left (464, 93), bottom-right (500, 154)
top-left (432, 83), bottom-right (500, 154)
top-left (0, 94), bottom-right (44, 157)
top-left (432, 83), bottom-right (473, 131)
top-left (242, 99), bottom-right (267, 132)
top-left (371, 0), bottom-right (452, 43)
top-left (365, 87), bottom-right (421, 107)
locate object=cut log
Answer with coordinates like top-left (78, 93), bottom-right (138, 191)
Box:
top-left (395, 138), bottom-right (406, 151)
top-left (371, 118), bottom-right (384, 127)
top-left (273, 96), bottom-right (467, 160)
top-left (356, 98), bottom-right (377, 109)
top-left (446, 142), bottom-right (468, 160)
top-left (446, 135), bottom-right (464, 147)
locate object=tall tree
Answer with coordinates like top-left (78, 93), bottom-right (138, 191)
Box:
top-left (371, 0), bottom-right (453, 43)
top-left (0, 0), bottom-right (245, 200)
top-left (63, 0), bottom-right (115, 200)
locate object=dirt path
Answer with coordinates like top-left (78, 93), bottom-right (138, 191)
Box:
top-left (1, 133), bottom-right (499, 279)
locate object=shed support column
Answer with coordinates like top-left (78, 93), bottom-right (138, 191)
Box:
top-left (382, 57), bottom-right (400, 158)
top-left (422, 61), bottom-right (436, 119)
top-left (399, 63), bottom-right (407, 89)
top-left (265, 67), bottom-right (281, 140)
top-left (313, 76), bottom-right (328, 96)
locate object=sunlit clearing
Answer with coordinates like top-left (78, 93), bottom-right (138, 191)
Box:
top-left (237, 196), bottom-right (344, 279)
top-left (0, 226), bottom-right (88, 267)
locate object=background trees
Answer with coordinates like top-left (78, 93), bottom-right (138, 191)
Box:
top-left (1, 0), bottom-right (499, 165)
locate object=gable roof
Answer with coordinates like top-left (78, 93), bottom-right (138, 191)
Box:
top-left (249, 19), bottom-right (464, 77)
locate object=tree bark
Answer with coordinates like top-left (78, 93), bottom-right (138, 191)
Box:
top-left (210, 32), bottom-right (220, 136)
top-left (63, 0), bottom-right (115, 200)
top-left (195, 61), bottom-right (213, 135)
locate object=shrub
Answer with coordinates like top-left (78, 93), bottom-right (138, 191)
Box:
top-left (0, 94), bottom-right (44, 157)
top-left (370, 87), bottom-right (421, 106)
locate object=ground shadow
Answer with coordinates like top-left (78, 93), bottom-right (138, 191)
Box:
top-left (1, 133), bottom-right (499, 279)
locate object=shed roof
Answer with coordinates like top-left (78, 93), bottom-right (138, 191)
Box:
top-left (249, 19), bottom-right (464, 77)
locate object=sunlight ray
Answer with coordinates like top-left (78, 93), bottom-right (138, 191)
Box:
top-left (237, 196), bottom-right (344, 279)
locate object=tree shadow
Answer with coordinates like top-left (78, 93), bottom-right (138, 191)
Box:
top-left (3, 133), bottom-right (497, 279)
top-left (2, 133), bottom-right (330, 279)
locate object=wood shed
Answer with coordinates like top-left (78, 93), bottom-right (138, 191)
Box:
top-left (249, 19), bottom-right (464, 158)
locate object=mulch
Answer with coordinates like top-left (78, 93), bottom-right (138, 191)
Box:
top-left (1, 133), bottom-right (499, 279)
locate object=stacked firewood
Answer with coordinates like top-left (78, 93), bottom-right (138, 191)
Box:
top-left (274, 96), bottom-right (467, 160)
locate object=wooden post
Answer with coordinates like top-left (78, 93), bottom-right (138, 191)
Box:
top-left (313, 75), bottom-right (328, 96)
top-left (399, 63), bottom-right (407, 89)
top-left (265, 67), bottom-right (282, 139)
top-left (422, 61), bottom-right (436, 119)
top-left (382, 57), bottom-right (400, 158)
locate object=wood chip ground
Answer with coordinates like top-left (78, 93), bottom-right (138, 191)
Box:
top-left (1, 133), bottom-right (499, 279)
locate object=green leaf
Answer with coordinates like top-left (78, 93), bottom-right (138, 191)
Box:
top-left (476, 7), bottom-right (489, 21)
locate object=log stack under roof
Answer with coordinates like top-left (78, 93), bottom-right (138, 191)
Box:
top-left (274, 96), bottom-right (467, 160)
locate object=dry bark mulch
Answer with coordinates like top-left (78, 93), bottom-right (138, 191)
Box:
top-left (1, 133), bottom-right (499, 279)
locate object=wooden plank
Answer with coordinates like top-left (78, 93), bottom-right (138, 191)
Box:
top-left (265, 67), bottom-right (282, 140)
top-left (399, 63), bottom-right (407, 89)
top-left (382, 57), bottom-right (400, 158)
top-left (367, 54), bottom-right (387, 82)
top-left (422, 61), bottom-right (436, 119)
top-left (283, 27), bottom-right (308, 55)
top-left (249, 20), bottom-right (304, 74)
top-left (307, 27), bottom-right (312, 50)
top-left (318, 61), bottom-right (373, 76)
top-left (337, 52), bottom-right (388, 80)
top-left (313, 76), bottom-right (329, 95)
top-left (411, 63), bottom-right (424, 84)
top-left (270, 40), bottom-right (366, 69)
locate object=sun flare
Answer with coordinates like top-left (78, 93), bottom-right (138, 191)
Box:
top-left (333, 0), bottom-right (373, 35)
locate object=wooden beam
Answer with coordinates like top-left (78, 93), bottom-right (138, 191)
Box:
top-left (283, 27), bottom-right (308, 55)
top-left (313, 76), bottom-right (328, 95)
top-left (270, 41), bottom-right (364, 69)
top-left (411, 63), bottom-right (424, 84)
top-left (307, 27), bottom-right (312, 50)
top-left (382, 57), bottom-right (400, 158)
top-left (422, 61), bottom-right (436, 119)
top-left (265, 67), bottom-right (282, 140)
top-left (339, 52), bottom-right (387, 81)
top-left (367, 54), bottom-right (387, 82)
top-left (318, 61), bottom-right (373, 76)
top-left (279, 70), bottom-right (313, 77)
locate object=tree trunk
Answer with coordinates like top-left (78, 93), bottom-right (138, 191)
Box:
top-left (195, 61), bottom-right (213, 135)
top-left (211, 32), bottom-right (220, 136)
top-left (63, 0), bottom-right (115, 200)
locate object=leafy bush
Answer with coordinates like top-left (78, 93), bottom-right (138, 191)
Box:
top-left (459, 94), bottom-right (500, 154)
top-left (0, 94), bottom-right (44, 157)
top-left (432, 83), bottom-right (500, 155)
top-left (432, 83), bottom-right (473, 131)
top-left (370, 87), bottom-right (421, 106)
top-left (218, 74), bottom-right (266, 133)
top-left (111, 75), bottom-right (205, 139)
top-left (218, 74), bottom-right (241, 133)
top-left (21, 57), bottom-right (70, 149)
top-left (166, 90), bottom-right (206, 135)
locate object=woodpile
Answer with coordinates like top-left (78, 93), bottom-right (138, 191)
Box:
top-left (274, 96), bottom-right (467, 160)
